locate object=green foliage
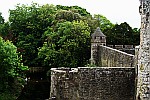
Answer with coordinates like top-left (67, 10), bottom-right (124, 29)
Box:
top-left (0, 37), bottom-right (27, 78)
top-left (0, 22), bottom-right (12, 41)
top-left (0, 92), bottom-right (16, 100)
top-left (0, 12), bottom-right (4, 24)
top-left (94, 14), bottom-right (114, 32)
top-left (9, 3), bottom-right (57, 66)
top-left (56, 5), bottom-right (91, 17)
top-left (38, 21), bottom-right (90, 67)
top-left (6, 2), bottom-right (139, 68)
top-left (55, 10), bottom-right (81, 22)
top-left (104, 22), bottom-right (140, 45)
top-left (0, 37), bottom-right (28, 99)
top-left (0, 13), bottom-right (10, 40)
top-left (132, 28), bottom-right (140, 45)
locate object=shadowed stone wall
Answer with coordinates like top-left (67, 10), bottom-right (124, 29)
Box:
top-left (50, 67), bottom-right (136, 100)
top-left (97, 45), bottom-right (135, 67)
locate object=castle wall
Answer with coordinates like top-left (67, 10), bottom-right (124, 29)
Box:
top-left (97, 45), bottom-right (135, 67)
top-left (107, 45), bottom-right (135, 55)
top-left (50, 67), bottom-right (136, 100)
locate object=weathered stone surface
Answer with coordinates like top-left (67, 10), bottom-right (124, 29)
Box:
top-left (98, 45), bottom-right (134, 67)
top-left (78, 67), bottom-right (135, 100)
top-left (107, 45), bottom-right (135, 55)
top-left (91, 27), bottom-right (106, 65)
top-left (137, 1), bottom-right (150, 100)
top-left (50, 68), bottom-right (79, 100)
top-left (50, 67), bottom-right (135, 100)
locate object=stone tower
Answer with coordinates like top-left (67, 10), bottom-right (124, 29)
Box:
top-left (91, 27), bottom-right (106, 65)
top-left (137, 0), bottom-right (150, 100)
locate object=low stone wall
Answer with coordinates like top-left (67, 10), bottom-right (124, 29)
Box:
top-left (50, 67), bottom-right (136, 100)
top-left (98, 45), bottom-right (134, 67)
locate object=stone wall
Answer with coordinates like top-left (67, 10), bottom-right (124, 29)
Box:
top-left (107, 45), bottom-right (135, 54)
top-left (107, 45), bottom-right (134, 50)
top-left (50, 67), bottom-right (136, 100)
top-left (137, 0), bottom-right (150, 99)
top-left (50, 68), bottom-right (79, 100)
top-left (97, 45), bottom-right (135, 67)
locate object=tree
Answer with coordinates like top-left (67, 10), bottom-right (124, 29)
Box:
top-left (9, 3), bottom-right (57, 66)
top-left (38, 21), bottom-right (91, 67)
top-left (104, 22), bottom-right (139, 45)
top-left (94, 14), bottom-right (114, 32)
top-left (0, 37), bottom-right (28, 100)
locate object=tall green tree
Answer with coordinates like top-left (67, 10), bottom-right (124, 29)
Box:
top-left (9, 3), bottom-right (57, 66)
top-left (38, 21), bottom-right (90, 67)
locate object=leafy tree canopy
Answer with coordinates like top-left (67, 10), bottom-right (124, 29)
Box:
top-left (104, 22), bottom-right (140, 45)
top-left (9, 3), bottom-right (57, 66)
top-left (56, 5), bottom-right (91, 17)
top-left (0, 37), bottom-right (28, 99)
top-left (94, 14), bottom-right (114, 32)
top-left (38, 20), bottom-right (91, 67)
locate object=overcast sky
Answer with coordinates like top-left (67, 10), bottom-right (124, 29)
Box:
top-left (0, 0), bottom-right (141, 28)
